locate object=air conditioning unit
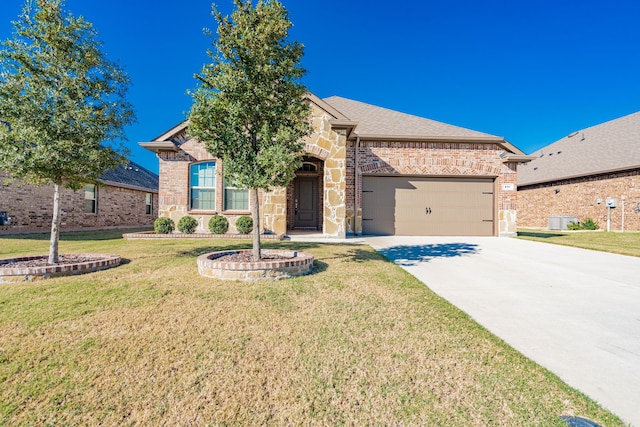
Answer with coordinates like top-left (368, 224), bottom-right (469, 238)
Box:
top-left (548, 216), bottom-right (578, 230)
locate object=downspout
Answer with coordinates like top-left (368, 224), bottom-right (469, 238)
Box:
top-left (622, 195), bottom-right (626, 232)
top-left (354, 135), bottom-right (361, 236)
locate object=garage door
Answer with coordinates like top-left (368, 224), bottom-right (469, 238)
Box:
top-left (362, 176), bottom-right (495, 236)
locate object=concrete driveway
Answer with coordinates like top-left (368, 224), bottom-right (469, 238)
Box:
top-left (366, 236), bottom-right (640, 426)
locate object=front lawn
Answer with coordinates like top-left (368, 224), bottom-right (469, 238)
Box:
top-left (517, 229), bottom-right (640, 257)
top-left (0, 230), bottom-right (624, 425)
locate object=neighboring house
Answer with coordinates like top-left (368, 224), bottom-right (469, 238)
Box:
top-left (518, 111), bottom-right (640, 231)
top-left (0, 161), bottom-right (158, 234)
top-left (140, 94), bottom-right (530, 237)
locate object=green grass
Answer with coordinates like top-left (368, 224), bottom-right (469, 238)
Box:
top-left (517, 229), bottom-right (640, 257)
top-left (0, 230), bottom-right (626, 426)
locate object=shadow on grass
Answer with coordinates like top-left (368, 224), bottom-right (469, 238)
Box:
top-left (177, 243), bottom-right (255, 258)
top-left (176, 241), bottom-right (387, 266)
top-left (517, 231), bottom-right (565, 239)
top-left (312, 260), bottom-right (328, 273)
top-left (0, 228), bottom-right (153, 242)
top-left (379, 243), bottom-right (480, 266)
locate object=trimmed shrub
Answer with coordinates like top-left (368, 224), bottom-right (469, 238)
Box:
top-left (235, 215), bottom-right (253, 234)
top-left (208, 215), bottom-right (229, 234)
top-left (177, 215), bottom-right (198, 234)
top-left (567, 217), bottom-right (599, 230)
top-left (581, 218), bottom-right (599, 230)
top-left (154, 217), bottom-right (175, 234)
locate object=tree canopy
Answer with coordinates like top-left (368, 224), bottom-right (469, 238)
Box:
top-left (189, 0), bottom-right (311, 260)
top-left (0, 0), bottom-right (135, 191)
top-left (0, 0), bottom-right (136, 263)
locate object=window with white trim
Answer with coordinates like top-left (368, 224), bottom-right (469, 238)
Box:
top-left (190, 162), bottom-right (216, 211)
top-left (145, 193), bottom-right (153, 215)
top-left (84, 184), bottom-right (97, 214)
top-left (224, 183), bottom-right (249, 211)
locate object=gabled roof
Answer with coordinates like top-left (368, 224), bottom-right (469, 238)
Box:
top-left (518, 111), bottom-right (640, 186)
top-left (322, 96), bottom-right (526, 156)
top-left (323, 96), bottom-right (494, 140)
top-left (99, 161), bottom-right (159, 193)
top-left (139, 94), bottom-right (527, 156)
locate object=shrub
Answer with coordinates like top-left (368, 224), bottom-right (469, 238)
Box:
top-left (154, 217), bottom-right (175, 234)
top-left (580, 217), bottom-right (599, 230)
top-left (567, 217), bottom-right (599, 230)
top-left (208, 215), bottom-right (229, 234)
top-left (177, 215), bottom-right (198, 234)
top-left (235, 215), bottom-right (253, 234)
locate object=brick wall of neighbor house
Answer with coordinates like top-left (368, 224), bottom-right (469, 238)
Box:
top-left (518, 169), bottom-right (640, 231)
top-left (352, 142), bottom-right (519, 235)
top-left (0, 172), bottom-right (158, 233)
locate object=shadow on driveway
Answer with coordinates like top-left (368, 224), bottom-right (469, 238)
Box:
top-left (379, 243), bottom-right (480, 266)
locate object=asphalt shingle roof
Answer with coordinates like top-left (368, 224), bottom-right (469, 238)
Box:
top-left (99, 161), bottom-right (158, 192)
top-left (322, 96), bottom-right (498, 139)
top-left (518, 111), bottom-right (640, 186)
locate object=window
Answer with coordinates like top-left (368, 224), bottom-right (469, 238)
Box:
top-left (190, 162), bottom-right (216, 210)
top-left (145, 193), bottom-right (153, 215)
top-left (224, 184), bottom-right (249, 211)
top-left (84, 184), bottom-right (97, 214)
top-left (298, 162), bottom-right (317, 172)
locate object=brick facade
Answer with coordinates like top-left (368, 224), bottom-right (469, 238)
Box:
top-left (351, 141), bottom-right (519, 235)
top-left (518, 169), bottom-right (640, 231)
top-left (156, 137), bottom-right (261, 234)
top-left (0, 172), bottom-right (158, 234)
top-left (145, 96), bottom-right (524, 237)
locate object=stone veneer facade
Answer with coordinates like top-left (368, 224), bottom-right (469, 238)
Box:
top-left (151, 100), bottom-right (522, 237)
top-left (0, 172), bottom-right (158, 234)
top-left (518, 169), bottom-right (640, 231)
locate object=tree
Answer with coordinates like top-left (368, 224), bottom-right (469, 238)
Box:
top-left (188, 0), bottom-right (311, 261)
top-left (0, 0), bottom-right (135, 264)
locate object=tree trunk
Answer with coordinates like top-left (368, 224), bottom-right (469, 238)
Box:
top-left (250, 187), bottom-right (261, 261)
top-left (48, 183), bottom-right (62, 264)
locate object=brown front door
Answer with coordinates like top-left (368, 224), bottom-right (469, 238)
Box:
top-left (294, 177), bottom-right (318, 228)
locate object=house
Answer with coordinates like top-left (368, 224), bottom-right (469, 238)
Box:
top-left (0, 161), bottom-right (158, 234)
top-left (517, 111), bottom-right (640, 231)
top-left (140, 94), bottom-right (530, 237)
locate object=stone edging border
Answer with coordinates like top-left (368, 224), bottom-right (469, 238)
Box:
top-left (0, 254), bottom-right (121, 283)
top-left (197, 249), bottom-right (314, 281)
top-left (123, 231), bottom-right (284, 240)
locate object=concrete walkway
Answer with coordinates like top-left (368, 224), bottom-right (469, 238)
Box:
top-left (366, 236), bottom-right (640, 426)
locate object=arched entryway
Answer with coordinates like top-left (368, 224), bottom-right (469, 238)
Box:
top-left (287, 156), bottom-right (324, 232)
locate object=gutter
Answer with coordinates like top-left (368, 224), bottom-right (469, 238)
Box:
top-left (139, 141), bottom-right (179, 153)
top-left (99, 180), bottom-right (159, 194)
top-left (518, 164), bottom-right (640, 188)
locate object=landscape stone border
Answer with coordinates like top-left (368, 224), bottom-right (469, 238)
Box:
top-left (123, 231), bottom-right (284, 240)
top-left (0, 254), bottom-right (121, 283)
top-left (197, 249), bottom-right (314, 281)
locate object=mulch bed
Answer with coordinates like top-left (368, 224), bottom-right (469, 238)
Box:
top-left (214, 252), bottom-right (295, 263)
top-left (0, 255), bottom-right (106, 269)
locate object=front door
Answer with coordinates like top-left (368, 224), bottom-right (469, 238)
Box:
top-left (294, 177), bottom-right (318, 228)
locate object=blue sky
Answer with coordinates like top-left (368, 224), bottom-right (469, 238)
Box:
top-left (2, 0), bottom-right (639, 174)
